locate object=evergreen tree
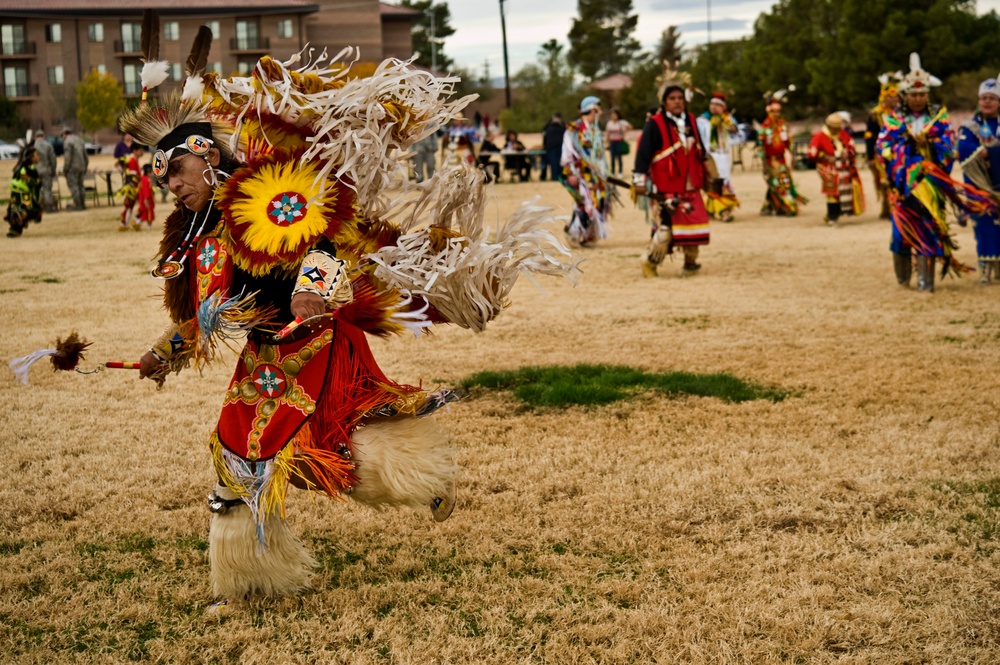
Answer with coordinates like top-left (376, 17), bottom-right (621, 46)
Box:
top-left (499, 40), bottom-right (579, 133)
top-left (568, 0), bottom-right (642, 80)
top-left (401, 0), bottom-right (456, 71)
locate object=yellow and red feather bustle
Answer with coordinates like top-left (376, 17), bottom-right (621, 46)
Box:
top-left (216, 147), bottom-right (357, 276)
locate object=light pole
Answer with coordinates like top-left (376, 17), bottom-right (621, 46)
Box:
top-left (430, 5), bottom-right (437, 72)
top-left (499, 0), bottom-right (511, 109)
top-left (707, 0), bottom-right (712, 47)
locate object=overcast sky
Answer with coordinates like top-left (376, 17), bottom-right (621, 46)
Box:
top-left (443, 0), bottom-right (1000, 79)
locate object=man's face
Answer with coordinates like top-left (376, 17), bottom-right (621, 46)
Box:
top-left (767, 104), bottom-right (781, 119)
top-left (664, 90), bottom-right (685, 116)
top-left (709, 99), bottom-right (726, 116)
top-left (907, 90), bottom-right (929, 113)
top-left (164, 150), bottom-right (217, 212)
top-left (980, 93), bottom-right (1000, 117)
top-left (883, 93), bottom-right (899, 109)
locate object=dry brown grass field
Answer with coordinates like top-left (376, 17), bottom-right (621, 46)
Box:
top-left (2, 151), bottom-right (1000, 664)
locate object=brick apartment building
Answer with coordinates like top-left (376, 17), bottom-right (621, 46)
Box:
top-left (0, 0), bottom-right (419, 130)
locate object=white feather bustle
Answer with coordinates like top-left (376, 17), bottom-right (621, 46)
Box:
top-left (208, 486), bottom-right (316, 599)
top-left (208, 47), bottom-right (476, 221)
top-left (140, 61), bottom-right (170, 91)
top-left (369, 164), bottom-right (581, 332)
top-left (348, 417), bottom-right (457, 509)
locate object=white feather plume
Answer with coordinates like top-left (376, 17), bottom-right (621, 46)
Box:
top-left (181, 75), bottom-right (206, 104)
top-left (140, 60), bottom-right (170, 91)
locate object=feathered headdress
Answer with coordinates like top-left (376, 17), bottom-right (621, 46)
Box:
top-left (118, 93), bottom-right (233, 155)
top-left (764, 85), bottom-right (795, 110)
top-left (139, 10), bottom-right (169, 104)
top-left (656, 60), bottom-right (696, 102)
top-left (901, 52), bottom-right (941, 93)
top-left (877, 71), bottom-right (904, 101)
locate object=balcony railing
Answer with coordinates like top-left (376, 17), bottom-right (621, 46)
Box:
top-left (114, 39), bottom-right (141, 54)
top-left (1, 41), bottom-right (37, 56)
top-left (4, 83), bottom-right (39, 98)
top-left (229, 36), bottom-right (269, 52)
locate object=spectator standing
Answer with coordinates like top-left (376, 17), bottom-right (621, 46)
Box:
top-left (62, 127), bottom-right (89, 210)
top-left (33, 128), bottom-right (57, 212)
top-left (114, 133), bottom-right (135, 159)
top-left (604, 108), bottom-right (632, 177)
top-left (541, 112), bottom-right (564, 181)
top-left (412, 131), bottom-right (438, 183)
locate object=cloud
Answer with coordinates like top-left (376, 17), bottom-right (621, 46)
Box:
top-left (675, 18), bottom-right (751, 32)
top-left (648, 0), bottom-right (761, 9)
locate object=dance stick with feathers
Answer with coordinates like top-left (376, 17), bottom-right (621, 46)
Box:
top-left (9, 332), bottom-right (166, 387)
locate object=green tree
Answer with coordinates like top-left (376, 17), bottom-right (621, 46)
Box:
top-left (690, 0), bottom-right (1000, 121)
top-left (0, 95), bottom-right (24, 139)
top-left (568, 0), bottom-right (642, 80)
top-left (656, 26), bottom-right (684, 65)
top-left (499, 40), bottom-right (579, 133)
top-left (76, 69), bottom-right (123, 135)
top-left (401, 0), bottom-right (456, 71)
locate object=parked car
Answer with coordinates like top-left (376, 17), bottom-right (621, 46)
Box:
top-left (47, 135), bottom-right (63, 157)
top-left (85, 142), bottom-right (103, 155)
top-left (0, 139), bottom-right (21, 159)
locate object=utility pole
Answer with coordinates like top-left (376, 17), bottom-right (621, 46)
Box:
top-left (430, 6), bottom-right (437, 72)
top-left (499, 0), bottom-right (511, 108)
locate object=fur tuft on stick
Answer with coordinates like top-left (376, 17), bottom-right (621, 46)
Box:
top-left (51, 331), bottom-right (92, 371)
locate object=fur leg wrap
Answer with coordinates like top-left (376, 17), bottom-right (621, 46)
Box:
top-left (349, 417), bottom-right (457, 509)
top-left (208, 484), bottom-right (316, 599)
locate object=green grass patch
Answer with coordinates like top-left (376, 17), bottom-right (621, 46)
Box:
top-left (20, 274), bottom-right (63, 284)
top-left (460, 364), bottom-right (789, 408)
top-left (0, 540), bottom-right (25, 556)
top-left (932, 477), bottom-right (1000, 553)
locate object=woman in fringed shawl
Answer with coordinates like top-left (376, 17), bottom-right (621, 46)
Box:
top-left (808, 112), bottom-right (864, 226)
top-left (878, 53), bottom-right (995, 292)
top-left (560, 95), bottom-right (611, 247)
top-left (759, 89), bottom-right (807, 217)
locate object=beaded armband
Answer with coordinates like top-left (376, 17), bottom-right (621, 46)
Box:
top-left (292, 249), bottom-right (353, 308)
top-left (151, 325), bottom-right (187, 362)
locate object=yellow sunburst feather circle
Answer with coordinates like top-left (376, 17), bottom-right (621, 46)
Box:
top-left (228, 159), bottom-right (341, 256)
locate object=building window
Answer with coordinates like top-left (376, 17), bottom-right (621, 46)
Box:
top-left (277, 19), bottom-right (293, 39)
top-left (96, 64), bottom-right (106, 74)
top-left (237, 61), bottom-right (254, 75)
top-left (3, 65), bottom-right (28, 97)
top-left (235, 21), bottom-right (259, 50)
top-left (47, 65), bottom-right (64, 85)
top-left (1, 24), bottom-right (26, 55)
top-left (45, 24), bottom-right (61, 43)
top-left (123, 63), bottom-right (141, 95)
top-left (121, 22), bottom-right (141, 52)
top-left (88, 23), bottom-right (104, 43)
top-left (169, 63), bottom-right (182, 81)
top-left (164, 21), bottom-right (179, 41)
top-left (205, 21), bottom-right (220, 39)
top-left (210, 61), bottom-right (222, 75)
